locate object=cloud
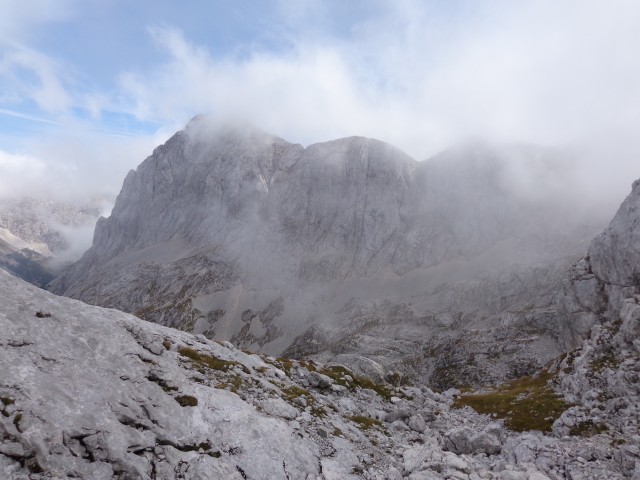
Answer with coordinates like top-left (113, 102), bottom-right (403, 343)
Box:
top-left (0, 0), bottom-right (77, 45)
top-left (0, 128), bottom-right (163, 203)
top-left (117, 1), bottom-right (640, 163)
top-left (0, 46), bottom-right (73, 113)
top-left (0, 151), bottom-right (47, 199)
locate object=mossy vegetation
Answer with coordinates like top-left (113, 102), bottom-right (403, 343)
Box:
top-left (13, 413), bottom-right (23, 432)
top-left (275, 357), bottom-right (294, 375)
top-left (562, 349), bottom-right (581, 374)
top-left (310, 406), bottom-right (328, 418)
top-left (178, 347), bottom-right (243, 373)
top-left (281, 385), bottom-right (313, 403)
top-left (589, 349), bottom-right (619, 374)
top-left (298, 359), bottom-right (317, 372)
top-left (386, 371), bottom-right (411, 388)
top-left (452, 371), bottom-right (569, 432)
top-left (569, 420), bottom-right (608, 437)
top-left (347, 415), bottom-right (382, 430)
top-left (320, 365), bottom-right (393, 401)
top-left (1, 397), bottom-right (14, 417)
top-left (175, 395), bottom-right (198, 407)
top-left (217, 374), bottom-right (244, 394)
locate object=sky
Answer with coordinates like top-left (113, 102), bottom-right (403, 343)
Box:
top-left (1, 0), bottom-right (640, 204)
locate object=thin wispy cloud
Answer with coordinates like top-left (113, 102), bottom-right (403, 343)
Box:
top-left (0, 108), bottom-right (61, 126)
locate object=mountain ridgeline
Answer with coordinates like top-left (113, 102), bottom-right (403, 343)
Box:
top-left (50, 116), bottom-right (612, 387)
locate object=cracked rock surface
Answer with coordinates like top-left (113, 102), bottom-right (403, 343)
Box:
top-left (2, 269), bottom-right (638, 479)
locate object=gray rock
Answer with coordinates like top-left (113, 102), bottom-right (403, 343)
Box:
top-left (385, 409), bottom-right (412, 423)
top-left (0, 442), bottom-right (25, 457)
top-left (386, 466), bottom-right (403, 480)
top-left (470, 431), bottom-right (502, 455)
top-left (443, 427), bottom-right (474, 454)
top-left (261, 398), bottom-right (299, 420)
top-left (0, 265), bottom-right (636, 480)
top-left (590, 179), bottom-right (640, 286)
top-left (408, 414), bottom-right (427, 432)
top-left (307, 371), bottom-right (334, 389)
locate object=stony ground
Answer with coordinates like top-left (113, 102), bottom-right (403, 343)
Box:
top-left (1, 269), bottom-right (637, 479)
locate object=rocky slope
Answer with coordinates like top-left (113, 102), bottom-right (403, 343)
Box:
top-left (2, 268), bottom-right (637, 479)
top-left (49, 117), bottom-right (608, 387)
top-left (546, 177), bottom-right (640, 477)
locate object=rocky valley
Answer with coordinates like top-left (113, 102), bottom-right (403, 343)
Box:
top-left (1, 118), bottom-right (639, 478)
top-left (49, 117), bottom-right (611, 388)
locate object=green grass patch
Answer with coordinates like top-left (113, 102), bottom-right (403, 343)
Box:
top-left (298, 359), bottom-right (317, 372)
top-left (569, 420), bottom-right (607, 437)
top-left (452, 371), bottom-right (569, 432)
top-left (179, 347), bottom-right (244, 373)
top-left (347, 415), bottom-right (382, 431)
top-left (321, 366), bottom-right (393, 401)
top-left (310, 406), bottom-right (328, 418)
top-left (282, 385), bottom-right (312, 402)
top-left (275, 357), bottom-right (294, 376)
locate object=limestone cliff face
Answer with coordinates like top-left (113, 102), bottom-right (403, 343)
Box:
top-left (558, 178), bottom-right (640, 343)
top-left (50, 117), bottom-right (609, 386)
top-left (590, 178), bottom-right (640, 287)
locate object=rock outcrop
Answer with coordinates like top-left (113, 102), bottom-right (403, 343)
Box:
top-left (2, 268), bottom-right (637, 479)
top-left (590, 178), bottom-right (640, 287)
top-left (550, 178), bottom-right (640, 477)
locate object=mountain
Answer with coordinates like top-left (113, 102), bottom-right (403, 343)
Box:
top-left (0, 197), bottom-right (108, 286)
top-left (49, 117), bottom-right (609, 388)
top-left (4, 119), bottom-right (640, 478)
top-left (2, 266), bottom-right (637, 479)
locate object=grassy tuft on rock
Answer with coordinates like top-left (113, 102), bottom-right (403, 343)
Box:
top-left (175, 395), bottom-right (198, 407)
top-left (452, 371), bottom-right (569, 432)
top-left (347, 415), bottom-right (382, 430)
top-left (178, 347), bottom-right (241, 372)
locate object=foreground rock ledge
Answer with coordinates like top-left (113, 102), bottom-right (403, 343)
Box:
top-left (0, 270), bottom-right (636, 479)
